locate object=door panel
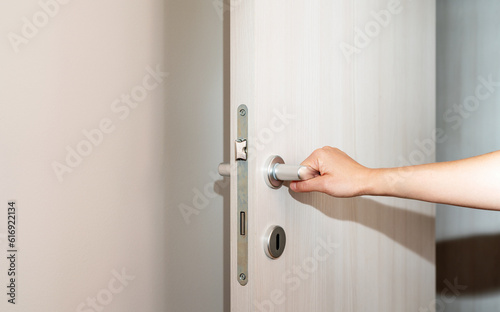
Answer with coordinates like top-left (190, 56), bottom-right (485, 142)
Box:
top-left (230, 1), bottom-right (435, 311)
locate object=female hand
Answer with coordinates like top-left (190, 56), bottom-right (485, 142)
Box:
top-left (290, 146), bottom-right (373, 198)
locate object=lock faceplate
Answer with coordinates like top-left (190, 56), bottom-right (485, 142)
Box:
top-left (236, 104), bottom-right (248, 286)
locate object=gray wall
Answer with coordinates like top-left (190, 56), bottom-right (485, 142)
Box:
top-left (165, 0), bottom-right (228, 311)
top-left (437, 0), bottom-right (500, 310)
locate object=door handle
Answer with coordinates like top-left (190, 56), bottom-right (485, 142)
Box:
top-left (218, 163), bottom-right (231, 177)
top-left (218, 156), bottom-right (320, 185)
top-left (265, 155), bottom-right (319, 189)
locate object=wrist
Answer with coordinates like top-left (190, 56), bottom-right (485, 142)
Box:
top-left (361, 168), bottom-right (392, 196)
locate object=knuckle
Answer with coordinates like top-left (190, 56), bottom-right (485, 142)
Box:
top-left (322, 146), bottom-right (339, 154)
top-left (316, 147), bottom-right (332, 158)
top-left (312, 148), bottom-right (324, 157)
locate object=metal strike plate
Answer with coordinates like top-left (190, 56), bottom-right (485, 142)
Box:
top-left (265, 226), bottom-right (286, 259)
top-left (236, 104), bottom-right (248, 286)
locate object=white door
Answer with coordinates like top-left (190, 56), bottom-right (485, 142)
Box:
top-left (229, 1), bottom-right (436, 311)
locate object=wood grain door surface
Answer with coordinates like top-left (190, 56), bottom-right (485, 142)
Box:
top-left (230, 1), bottom-right (436, 311)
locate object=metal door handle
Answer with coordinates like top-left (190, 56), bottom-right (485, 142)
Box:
top-left (265, 155), bottom-right (319, 189)
top-left (219, 155), bottom-right (320, 189)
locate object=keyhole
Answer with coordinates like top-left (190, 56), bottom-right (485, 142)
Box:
top-left (265, 225), bottom-right (286, 259)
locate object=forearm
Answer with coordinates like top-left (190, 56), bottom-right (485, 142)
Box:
top-left (367, 151), bottom-right (500, 210)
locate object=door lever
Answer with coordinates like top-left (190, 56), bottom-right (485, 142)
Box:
top-left (265, 155), bottom-right (320, 189)
top-left (218, 163), bottom-right (231, 177)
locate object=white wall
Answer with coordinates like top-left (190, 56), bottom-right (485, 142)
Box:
top-left (0, 0), bottom-right (226, 311)
top-left (436, 0), bottom-right (500, 310)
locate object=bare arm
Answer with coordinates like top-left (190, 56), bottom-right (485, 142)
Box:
top-left (290, 146), bottom-right (500, 210)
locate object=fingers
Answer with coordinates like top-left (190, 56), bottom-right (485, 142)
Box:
top-left (298, 152), bottom-right (322, 173)
top-left (299, 146), bottom-right (335, 172)
top-left (290, 146), bottom-right (339, 193)
top-left (290, 175), bottom-right (328, 193)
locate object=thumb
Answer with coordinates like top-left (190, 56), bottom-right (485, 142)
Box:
top-left (290, 175), bottom-right (328, 193)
